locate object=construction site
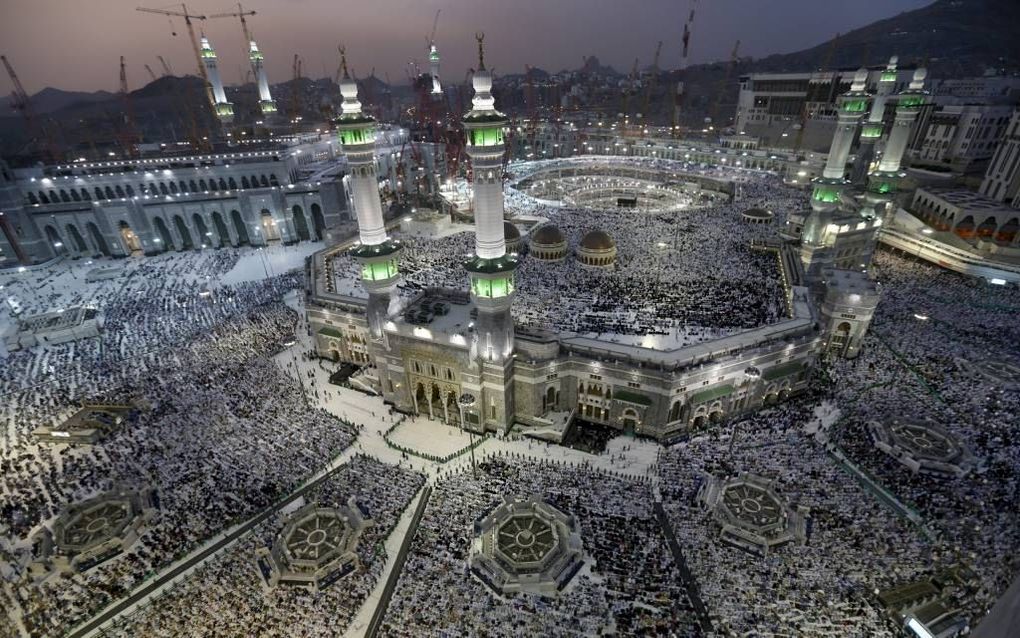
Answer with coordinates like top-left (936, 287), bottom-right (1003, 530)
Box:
top-left (2, 2), bottom-right (1020, 637)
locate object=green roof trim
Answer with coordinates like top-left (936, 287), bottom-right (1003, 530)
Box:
top-left (464, 254), bottom-right (519, 274)
top-left (318, 326), bottom-right (345, 339)
top-left (690, 384), bottom-right (733, 405)
top-left (812, 184), bottom-right (841, 203)
top-left (463, 111), bottom-right (507, 124)
top-left (351, 239), bottom-right (401, 259)
top-left (762, 361), bottom-right (805, 382)
top-left (614, 389), bottom-right (653, 406)
top-left (842, 98), bottom-right (869, 113)
top-left (337, 113), bottom-right (376, 126)
top-left (898, 95), bottom-right (926, 108)
top-left (860, 124), bottom-right (883, 139)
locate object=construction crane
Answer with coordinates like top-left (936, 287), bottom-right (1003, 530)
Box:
top-left (290, 54), bottom-right (303, 134)
top-left (427, 9), bottom-right (440, 49)
top-left (135, 5), bottom-right (215, 110)
top-left (118, 56), bottom-right (140, 156)
top-left (672, 11), bottom-right (694, 138)
top-left (641, 41), bottom-right (662, 121)
top-left (620, 57), bottom-right (639, 125)
top-left (524, 64), bottom-right (538, 147)
top-left (144, 64), bottom-right (158, 82)
top-left (208, 3), bottom-right (257, 61)
top-left (2, 54), bottom-right (61, 163)
top-left (158, 55), bottom-right (174, 76)
top-left (708, 39), bottom-right (740, 132)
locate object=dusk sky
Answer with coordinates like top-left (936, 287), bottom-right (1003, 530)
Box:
top-left (1, 0), bottom-right (932, 95)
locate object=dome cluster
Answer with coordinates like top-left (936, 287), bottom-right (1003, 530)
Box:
top-left (526, 225), bottom-right (616, 267)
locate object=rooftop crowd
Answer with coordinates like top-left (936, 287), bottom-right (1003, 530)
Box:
top-left (330, 160), bottom-right (801, 347)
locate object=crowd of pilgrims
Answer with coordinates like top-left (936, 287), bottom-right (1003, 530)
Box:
top-left (826, 250), bottom-right (1020, 624)
top-left (103, 455), bottom-right (424, 638)
top-left (380, 457), bottom-right (704, 637)
top-left (652, 250), bottom-right (1020, 636)
top-left (0, 252), bottom-right (359, 636)
top-left (658, 396), bottom-right (932, 636)
top-left (0, 162), bottom-right (1017, 637)
top-left (329, 160), bottom-right (801, 345)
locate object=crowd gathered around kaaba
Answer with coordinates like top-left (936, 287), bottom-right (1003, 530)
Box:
top-left (0, 159), bottom-right (1017, 637)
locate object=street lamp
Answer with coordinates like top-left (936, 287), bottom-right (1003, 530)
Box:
top-left (457, 393), bottom-right (478, 479)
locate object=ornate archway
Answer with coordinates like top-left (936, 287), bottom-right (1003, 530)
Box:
top-left (230, 210), bottom-right (250, 246)
top-left (44, 225), bottom-right (68, 256)
top-left (292, 205), bottom-right (311, 241)
top-left (87, 222), bottom-right (111, 256)
top-left (192, 213), bottom-right (211, 248)
top-left (153, 217), bottom-right (175, 251)
top-left (212, 211), bottom-right (231, 247)
top-left (260, 209), bottom-right (281, 242)
top-left (311, 203), bottom-right (325, 240)
top-left (65, 224), bottom-right (88, 254)
top-left (173, 215), bottom-right (194, 250)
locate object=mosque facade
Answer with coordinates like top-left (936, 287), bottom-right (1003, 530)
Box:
top-left (0, 128), bottom-right (440, 267)
top-left (301, 42), bottom-right (895, 443)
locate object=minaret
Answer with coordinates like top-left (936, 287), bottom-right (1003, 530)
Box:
top-left (428, 43), bottom-right (442, 95)
top-left (334, 48), bottom-right (402, 349)
top-left (865, 67), bottom-right (929, 223)
top-left (249, 39), bottom-right (277, 115)
top-left (462, 33), bottom-right (517, 432)
top-left (200, 36), bottom-right (234, 123)
top-left (801, 68), bottom-right (871, 276)
top-left (851, 56), bottom-right (898, 185)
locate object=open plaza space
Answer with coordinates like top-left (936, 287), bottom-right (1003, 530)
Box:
top-left (2, 4), bottom-right (1019, 634)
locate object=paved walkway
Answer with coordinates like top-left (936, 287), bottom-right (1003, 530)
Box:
top-left (654, 502), bottom-right (713, 633)
top-left (72, 291), bottom-right (661, 637)
top-left (364, 487), bottom-right (433, 638)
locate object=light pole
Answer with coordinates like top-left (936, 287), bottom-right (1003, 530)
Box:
top-left (458, 392), bottom-right (478, 479)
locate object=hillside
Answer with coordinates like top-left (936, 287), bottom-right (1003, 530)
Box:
top-left (751, 0), bottom-right (1020, 74)
top-left (2, 0), bottom-right (1017, 161)
top-left (0, 87), bottom-right (114, 114)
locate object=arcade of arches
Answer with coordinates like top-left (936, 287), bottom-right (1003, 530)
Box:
top-left (35, 202), bottom-right (324, 260)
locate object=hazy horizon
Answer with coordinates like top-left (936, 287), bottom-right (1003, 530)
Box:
top-left (1, 0), bottom-right (931, 95)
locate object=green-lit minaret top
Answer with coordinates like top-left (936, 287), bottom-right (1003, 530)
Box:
top-left (334, 47), bottom-right (377, 147)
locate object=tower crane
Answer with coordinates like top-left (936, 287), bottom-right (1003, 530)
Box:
top-left (524, 65), bottom-right (540, 156)
top-left (641, 41), bottom-right (662, 121)
top-left (118, 56), bottom-right (140, 156)
top-left (2, 54), bottom-right (61, 162)
top-left (708, 39), bottom-right (740, 132)
top-left (158, 55), bottom-right (174, 76)
top-left (290, 54), bottom-right (303, 134)
top-left (207, 4), bottom-right (257, 61)
top-left (672, 5), bottom-right (695, 138)
top-left (144, 64), bottom-right (158, 82)
top-left (427, 9), bottom-right (440, 49)
top-left (620, 57), bottom-right (639, 127)
top-left (136, 5), bottom-right (215, 110)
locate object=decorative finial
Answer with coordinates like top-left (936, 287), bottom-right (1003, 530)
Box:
top-left (339, 44), bottom-right (349, 79)
top-left (910, 67), bottom-right (927, 91)
top-left (475, 32), bottom-right (485, 71)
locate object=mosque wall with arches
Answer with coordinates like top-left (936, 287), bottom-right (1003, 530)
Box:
top-left (0, 152), bottom-right (352, 265)
top-left (306, 284), bottom-right (821, 441)
top-left (510, 336), bottom-right (819, 441)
